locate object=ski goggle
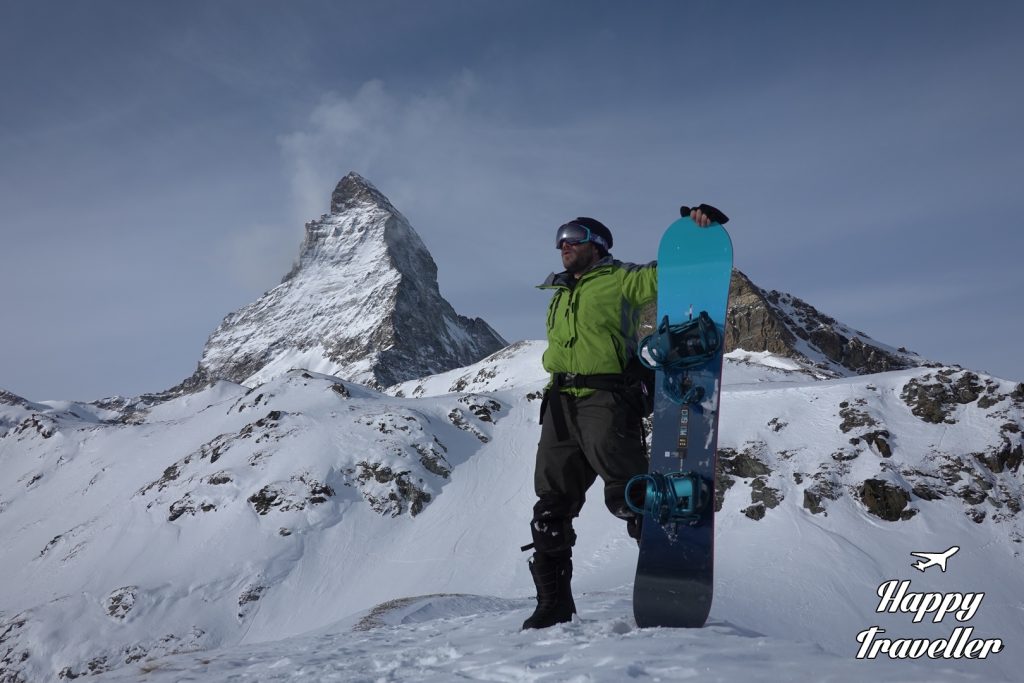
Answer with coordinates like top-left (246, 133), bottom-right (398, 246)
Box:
top-left (555, 222), bottom-right (609, 251)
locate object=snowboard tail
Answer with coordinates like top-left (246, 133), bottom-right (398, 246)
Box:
top-left (631, 216), bottom-right (733, 628)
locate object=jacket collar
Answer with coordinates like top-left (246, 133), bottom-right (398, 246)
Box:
top-left (539, 255), bottom-right (615, 288)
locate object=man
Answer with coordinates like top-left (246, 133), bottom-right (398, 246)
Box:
top-left (522, 207), bottom-right (718, 630)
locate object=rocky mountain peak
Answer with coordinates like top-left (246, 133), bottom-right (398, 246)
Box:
top-left (183, 173), bottom-right (507, 391)
top-left (330, 171), bottom-right (396, 214)
top-left (636, 269), bottom-right (926, 379)
top-left (282, 172), bottom-right (433, 285)
top-left (723, 270), bottom-right (925, 377)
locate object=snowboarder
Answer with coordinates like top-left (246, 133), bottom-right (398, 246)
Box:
top-left (523, 207), bottom-right (719, 630)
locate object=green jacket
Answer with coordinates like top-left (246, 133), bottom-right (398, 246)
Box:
top-left (538, 256), bottom-right (657, 395)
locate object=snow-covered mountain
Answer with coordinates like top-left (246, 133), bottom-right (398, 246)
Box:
top-left (179, 172), bottom-right (506, 393)
top-left (2, 347), bottom-right (1021, 681)
top-left (1, 181), bottom-right (1022, 681)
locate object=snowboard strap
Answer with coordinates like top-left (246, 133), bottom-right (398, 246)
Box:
top-left (625, 471), bottom-right (710, 525)
top-left (638, 311), bottom-right (722, 404)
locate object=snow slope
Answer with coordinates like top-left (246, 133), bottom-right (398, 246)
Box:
top-left (1, 349), bottom-right (1021, 682)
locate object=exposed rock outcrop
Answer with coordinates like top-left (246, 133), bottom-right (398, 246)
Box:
top-left (724, 270), bottom-right (923, 377)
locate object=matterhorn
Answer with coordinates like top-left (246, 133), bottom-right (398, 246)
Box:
top-left (186, 172), bottom-right (506, 390)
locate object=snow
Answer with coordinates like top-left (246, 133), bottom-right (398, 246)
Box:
top-left (242, 345), bottom-right (380, 388)
top-left (387, 340), bottom-right (548, 398)
top-left (724, 349), bottom-right (817, 376)
top-left (1, 345), bottom-right (1021, 682)
top-left (91, 591), bottom-right (989, 683)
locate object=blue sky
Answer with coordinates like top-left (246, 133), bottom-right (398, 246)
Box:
top-left (2, 1), bottom-right (1022, 401)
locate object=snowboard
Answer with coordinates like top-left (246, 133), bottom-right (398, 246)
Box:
top-left (629, 213), bottom-right (733, 628)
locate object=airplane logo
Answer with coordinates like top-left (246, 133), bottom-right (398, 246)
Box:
top-left (910, 546), bottom-right (960, 573)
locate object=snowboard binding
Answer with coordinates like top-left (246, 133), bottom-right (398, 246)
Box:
top-left (625, 471), bottom-right (711, 525)
top-left (638, 311), bottom-right (722, 404)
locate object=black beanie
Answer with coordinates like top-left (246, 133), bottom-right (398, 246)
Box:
top-left (573, 217), bottom-right (613, 253)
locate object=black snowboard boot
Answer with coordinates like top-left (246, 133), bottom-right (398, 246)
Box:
top-left (522, 553), bottom-right (576, 629)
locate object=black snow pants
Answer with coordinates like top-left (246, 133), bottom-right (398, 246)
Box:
top-left (529, 389), bottom-right (648, 557)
